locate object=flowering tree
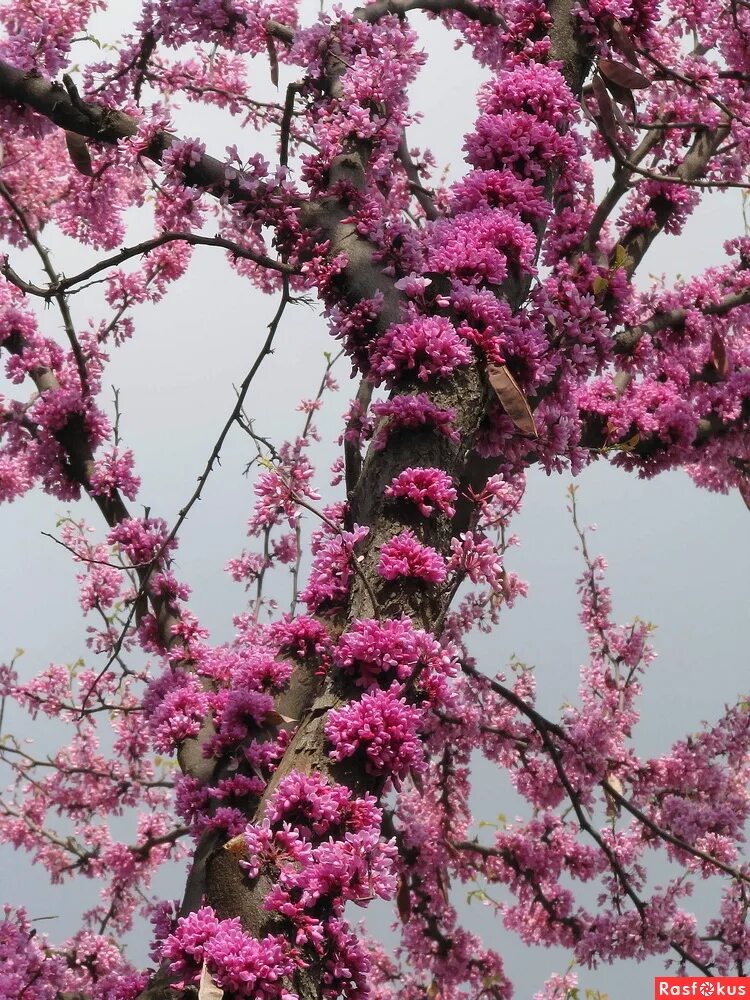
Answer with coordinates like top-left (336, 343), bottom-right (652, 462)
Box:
top-left (1, 0), bottom-right (750, 996)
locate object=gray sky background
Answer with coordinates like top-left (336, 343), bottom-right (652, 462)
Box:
top-left (1, 2), bottom-right (749, 996)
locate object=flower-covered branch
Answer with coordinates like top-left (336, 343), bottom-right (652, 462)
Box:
top-left (2, 0), bottom-right (750, 996)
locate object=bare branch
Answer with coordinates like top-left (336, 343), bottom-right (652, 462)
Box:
top-left (1, 232), bottom-right (293, 299)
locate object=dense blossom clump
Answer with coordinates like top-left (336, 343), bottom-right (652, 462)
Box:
top-left (270, 615), bottom-right (334, 668)
top-left (448, 531), bottom-right (504, 588)
top-left (427, 209), bottom-right (537, 286)
top-left (265, 771), bottom-right (381, 838)
top-left (334, 616), bottom-right (455, 690)
top-left (385, 467), bottom-right (457, 517)
top-left (369, 316), bottom-right (473, 384)
top-left (378, 529), bottom-right (448, 584)
top-left (300, 521), bottom-right (370, 612)
top-left (326, 685), bottom-right (426, 779)
top-left (162, 908), bottom-right (295, 998)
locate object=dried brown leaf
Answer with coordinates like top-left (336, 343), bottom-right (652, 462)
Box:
top-left (603, 77), bottom-right (637, 120)
top-left (608, 94), bottom-right (635, 141)
top-left (606, 16), bottom-right (642, 67)
top-left (501, 567), bottom-right (512, 603)
top-left (598, 57), bottom-right (649, 90)
top-left (65, 131), bottom-right (93, 176)
top-left (396, 877), bottom-right (412, 923)
top-left (436, 867), bottom-right (450, 904)
top-left (266, 35), bottom-right (279, 88)
top-left (264, 710), bottom-right (298, 727)
top-left (604, 775), bottom-right (624, 819)
top-left (198, 963), bottom-right (224, 1000)
top-left (487, 363), bottom-right (538, 438)
top-left (223, 834), bottom-right (247, 859)
top-left (592, 74), bottom-right (621, 149)
top-left (709, 329), bottom-right (728, 377)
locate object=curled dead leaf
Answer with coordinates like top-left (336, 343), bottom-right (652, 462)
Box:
top-left (436, 866), bottom-right (451, 903)
top-left (199, 963), bottom-right (224, 1000)
top-left (487, 363), bottom-right (538, 438)
top-left (598, 57), bottom-right (649, 90)
top-left (603, 76), bottom-right (637, 121)
top-left (615, 431), bottom-right (641, 453)
top-left (266, 35), bottom-right (279, 88)
top-left (264, 709), bottom-right (299, 727)
top-left (501, 567), bottom-right (512, 604)
top-left (65, 131), bottom-right (93, 176)
top-left (604, 774), bottom-right (624, 819)
top-left (224, 834), bottom-right (248, 859)
top-left (592, 73), bottom-right (621, 149)
top-left (613, 371), bottom-right (633, 397)
top-left (396, 876), bottom-right (412, 923)
top-left (709, 330), bottom-right (728, 377)
top-left (606, 16), bottom-right (642, 67)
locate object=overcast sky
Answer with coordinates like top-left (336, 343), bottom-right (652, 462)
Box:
top-left (1, 2), bottom-right (749, 996)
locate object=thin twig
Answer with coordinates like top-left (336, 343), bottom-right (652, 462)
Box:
top-left (79, 279), bottom-right (293, 713)
top-left (2, 231), bottom-right (294, 300)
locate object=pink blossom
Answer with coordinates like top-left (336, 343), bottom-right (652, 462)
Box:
top-left (107, 517), bottom-right (173, 567)
top-left (334, 616), bottom-right (453, 689)
top-left (428, 209), bottom-right (537, 286)
top-left (300, 523), bottom-right (370, 613)
top-left (265, 771), bottom-right (381, 840)
top-left (370, 395), bottom-right (460, 451)
top-left (326, 684), bottom-right (426, 779)
top-left (369, 316), bottom-right (473, 383)
top-left (448, 531), bottom-right (504, 588)
top-left (89, 448), bottom-right (141, 502)
top-left (378, 529), bottom-right (447, 584)
top-left (385, 466), bottom-right (457, 517)
top-left (163, 907), bottom-right (296, 998)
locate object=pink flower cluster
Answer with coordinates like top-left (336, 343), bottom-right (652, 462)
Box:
top-left (427, 209), bottom-right (537, 287)
top-left (334, 616), bottom-right (454, 690)
top-left (300, 521), bottom-right (370, 613)
top-left (368, 315), bottom-right (473, 384)
top-left (163, 907), bottom-right (296, 999)
top-left (235, 772), bottom-right (395, 996)
top-left (378, 529), bottom-right (447, 585)
top-left (448, 531), bottom-right (504, 588)
top-left (385, 466), bottom-right (457, 518)
top-left (325, 684), bottom-right (426, 780)
top-left (271, 615), bottom-right (334, 670)
top-left (108, 516), bottom-right (173, 567)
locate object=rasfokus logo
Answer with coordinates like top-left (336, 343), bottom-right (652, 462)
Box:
top-left (655, 979), bottom-right (749, 998)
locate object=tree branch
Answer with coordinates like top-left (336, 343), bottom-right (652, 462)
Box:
top-left (0, 59), bottom-right (268, 203)
top-left (615, 286), bottom-right (750, 354)
top-left (1, 232), bottom-right (293, 300)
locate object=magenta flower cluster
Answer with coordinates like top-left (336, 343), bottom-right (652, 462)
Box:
top-left (378, 529), bottom-right (447, 585)
top-left (4, 0), bottom-right (750, 995)
top-left (325, 684), bottom-right (426, 780)
top-left (218, 772), bottom-right (396, 997)
top-left (368, 315), bottom-right (473, 384)
top-left (384, 466), bottom-right (457, 517)
top-left (163, 907), bottom-right (296, 999)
